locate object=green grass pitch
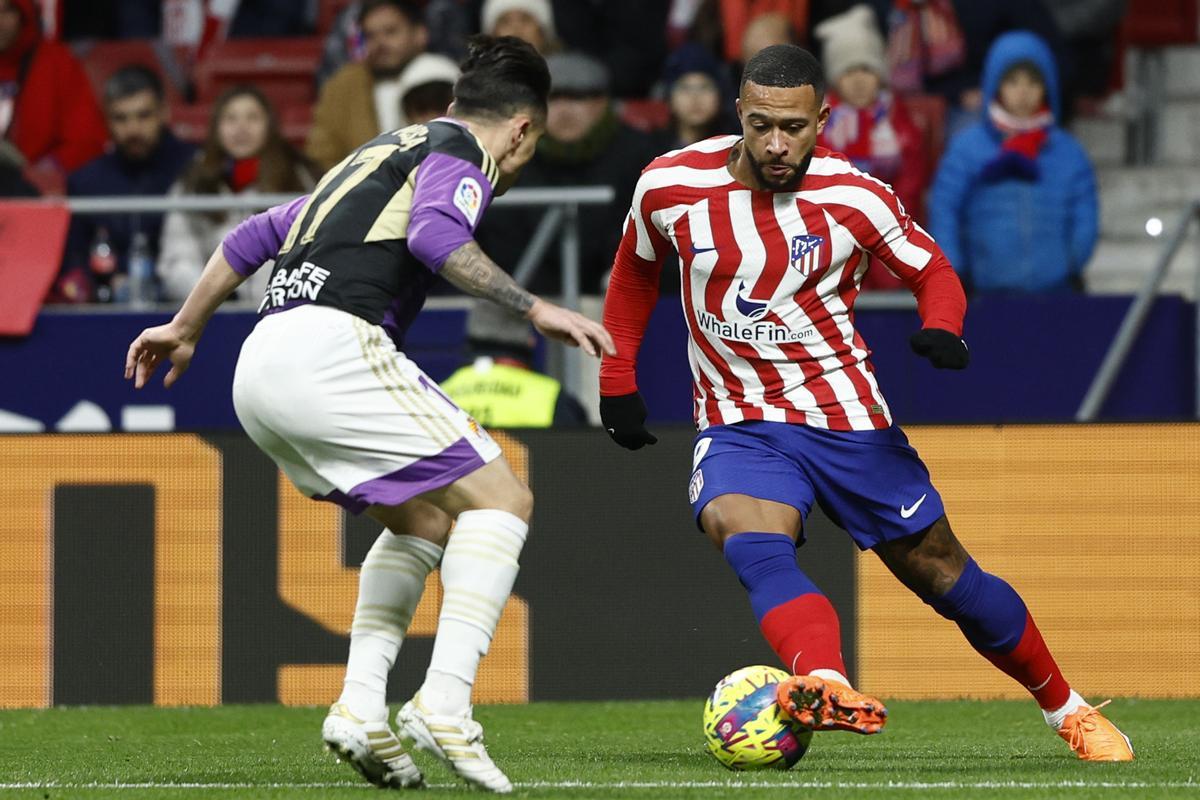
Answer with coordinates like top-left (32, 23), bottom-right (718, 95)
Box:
top-left (0, 700), bottom-right (1196, 799)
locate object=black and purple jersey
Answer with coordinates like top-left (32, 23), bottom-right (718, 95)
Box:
top-left (221, 119), bottom-right (500, 347)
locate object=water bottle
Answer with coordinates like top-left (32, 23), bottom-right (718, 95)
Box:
top-left (88, 227), bottom-right (116, 304)
top-left (128, 232), bottom-right (157, 309)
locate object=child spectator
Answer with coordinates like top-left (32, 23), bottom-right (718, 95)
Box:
top-left (928, 31), bottom-right (1098, 293)
top-left (816, 5), bottom-right (928, 290)
top-left (659, 42), bottom-right (735, 150)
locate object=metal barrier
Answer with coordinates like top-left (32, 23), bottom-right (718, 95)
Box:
top-left (63, 186), bottom-right (615, 395)
top-left (1076, 200), bottom-right (1200, 421)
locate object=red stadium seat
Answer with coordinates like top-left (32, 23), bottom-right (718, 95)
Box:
top-left (280, 104), bottom-right (314, 149)
top-left (193, 37), bottom-right (323, 107)
top-left (618, 98), bottom-right (670, 134)
top-left (0, 202), bottom-right (71, 336)
top-left (1122, 0), bottom-right (1198, 46)
top-left (75, 39), bottom-right (183, 104)
top-left (318, 0), bottom-right (358, 36)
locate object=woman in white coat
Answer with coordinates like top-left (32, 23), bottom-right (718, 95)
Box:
top-left (158, 85), bottom-right (316, 302)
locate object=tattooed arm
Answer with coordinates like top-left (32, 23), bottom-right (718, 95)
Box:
top-left (440, 240), bottom-right (616, 359)
top-left (439, 240), bottom-right (536, 315)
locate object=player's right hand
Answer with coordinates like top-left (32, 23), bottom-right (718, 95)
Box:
top-left (527, 299), bottom-right (616, 358)
top-left (125, 322), bottom-right (197, 389)
top-left (600, 392), bottom-right (657, 450)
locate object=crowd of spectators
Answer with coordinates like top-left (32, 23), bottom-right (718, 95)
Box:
top-left (2, 0), bottom-right (1125, 304)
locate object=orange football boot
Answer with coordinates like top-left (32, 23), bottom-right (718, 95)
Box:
top-left (1056, 700), bottom-right (1134, 761)
top-left (776, 675), bottom-right (888, 734)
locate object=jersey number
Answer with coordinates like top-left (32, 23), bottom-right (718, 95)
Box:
top-left (278, 125), bottom-right (430, 254)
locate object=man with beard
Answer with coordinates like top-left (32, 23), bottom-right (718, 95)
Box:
top-left (597, 44), bottom-right (1134, 762)
top-left (307, 0), bottom-right (428, 171)
top-left (59, 66), bottom-right (196, 303)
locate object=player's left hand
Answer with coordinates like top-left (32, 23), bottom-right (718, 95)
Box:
top-left (125, 323), bottom-right (197, 388)
top-left (909, 328), bottom-right (969, 370)
top-left (600, 392), bottom-right (657, 450)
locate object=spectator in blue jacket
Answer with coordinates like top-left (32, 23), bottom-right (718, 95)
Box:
top-left (59, 66), bottom-right (196, 302)
top-left (928, 31), bottom-right (1098, 294)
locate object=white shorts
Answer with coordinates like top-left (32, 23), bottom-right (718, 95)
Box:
top-left (232, 304), bottom-right (501, 513)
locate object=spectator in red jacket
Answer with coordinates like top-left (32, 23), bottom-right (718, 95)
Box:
top-left (816, 4), bottom-right (928, 290)
top-left (0, 0), bottom-right (106, 191)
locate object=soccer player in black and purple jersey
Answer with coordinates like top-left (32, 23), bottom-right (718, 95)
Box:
top-left (126, 36), bottom-right (613, 793)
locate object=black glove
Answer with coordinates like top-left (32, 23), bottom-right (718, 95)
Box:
top-left (600, 392), bottom-right (658, 450)
top-left (909, 328), bottom-right (969, 370)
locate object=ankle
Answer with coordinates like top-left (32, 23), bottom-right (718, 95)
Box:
top-left (419, 670), bottom-right (472, 716)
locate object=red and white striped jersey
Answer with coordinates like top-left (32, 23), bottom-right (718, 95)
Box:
top-left (600, 136), bottom-right (966, 432)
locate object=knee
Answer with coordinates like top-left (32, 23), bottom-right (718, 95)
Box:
top-left (881, 516), bottom-right (968, 598)
top-left (699, 502), bottom-right (737, 545)
top-left (699, 494), bottom-right (800, 547)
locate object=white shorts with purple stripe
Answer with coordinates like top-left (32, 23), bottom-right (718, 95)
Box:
top-left (232, 304), bottom-right (501, 513)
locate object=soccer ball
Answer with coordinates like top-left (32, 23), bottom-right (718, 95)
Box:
top-left (703, 665), bottom-right (813, 770)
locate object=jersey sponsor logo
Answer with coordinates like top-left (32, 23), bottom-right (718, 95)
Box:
top-left (690, 242), bottom-right (717, 255)
top-left (790, 234), bottom-right (824, 276)
top-left (734, 281), bottom-right (768, 320)
top-left (260, 261), bottom-right (332, 311)
top-left (695, 282), bottom-right (817, 344)
top-left (453, 176), bottom-right (484, 226)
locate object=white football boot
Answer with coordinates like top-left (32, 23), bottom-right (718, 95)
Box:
top-left (396, 695), bottom-right (513, 793)
top-left (322, 702), bottom-right (424, 788)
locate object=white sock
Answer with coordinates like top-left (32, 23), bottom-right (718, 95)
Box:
top-left (1043, 689), bottom-right (1087, 729)
top-left (338, 531), bottom-right (443, 721)
top-left (808, 668), bottom-right (852, 687)
top-left (419, 509), bottom-right (528, 716)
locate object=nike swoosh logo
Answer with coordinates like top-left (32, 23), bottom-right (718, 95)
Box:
top-left (690, 243), bottom-right (717, 254)
top-left (900, 494), bottom-right (927, 519)
top-left (1026, 674), bottom-right (1052, 692)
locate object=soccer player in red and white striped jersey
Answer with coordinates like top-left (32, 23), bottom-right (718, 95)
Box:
top-left (599, 44), bottom-right (1133, 761)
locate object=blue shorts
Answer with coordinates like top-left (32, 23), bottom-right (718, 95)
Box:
top-left (688, 421), bottom-right (945, 550)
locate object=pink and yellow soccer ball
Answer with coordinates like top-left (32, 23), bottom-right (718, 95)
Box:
top-left (702, 665), bottom-right (813, 770)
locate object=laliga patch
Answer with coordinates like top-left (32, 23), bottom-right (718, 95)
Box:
top-left (453, 176), bottom-right (483, 226)
top-left (688, 469), bottom-right (705, 504)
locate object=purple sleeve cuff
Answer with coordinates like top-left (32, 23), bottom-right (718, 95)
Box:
top-left (222, 195), bottom-right (308, 276)
top-left (407, 153), bottom-right (494, 271)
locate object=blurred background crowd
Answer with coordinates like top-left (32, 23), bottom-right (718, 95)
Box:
top-left (3, 0), bottom-right (1196, 310)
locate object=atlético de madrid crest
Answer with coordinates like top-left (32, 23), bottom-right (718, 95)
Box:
top-left (790, 234), bottom-right (824, 276)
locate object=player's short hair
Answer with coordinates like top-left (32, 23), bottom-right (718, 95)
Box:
top-left (453, 35), bottom-right (550, 124)
top-left (740, 44), bottom-right (825, 99)
top-left (104, 65), bottom-right (164, 105)
top-left (357, 0), bottom-right (424, 27)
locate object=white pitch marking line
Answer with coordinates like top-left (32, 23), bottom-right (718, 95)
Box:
top-left (0, 781), bottom-right (1197, 791)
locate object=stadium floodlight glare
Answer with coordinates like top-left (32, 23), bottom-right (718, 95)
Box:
top-left (1145, 217), bottom-right (1164, 237)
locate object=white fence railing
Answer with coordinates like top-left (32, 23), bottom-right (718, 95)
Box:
top-left (60, 186), bottom-right (616, 395)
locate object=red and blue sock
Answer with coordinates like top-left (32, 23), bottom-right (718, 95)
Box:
top-left (723, 532), bottom-right (847, 677)
top-left (925, 558), bottom-right (1070, 710)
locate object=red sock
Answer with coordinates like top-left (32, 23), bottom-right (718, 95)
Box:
top-left (759, 593), bottom-right (847, 676)
top-left (979, 610), bottom-right (1071, 710)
